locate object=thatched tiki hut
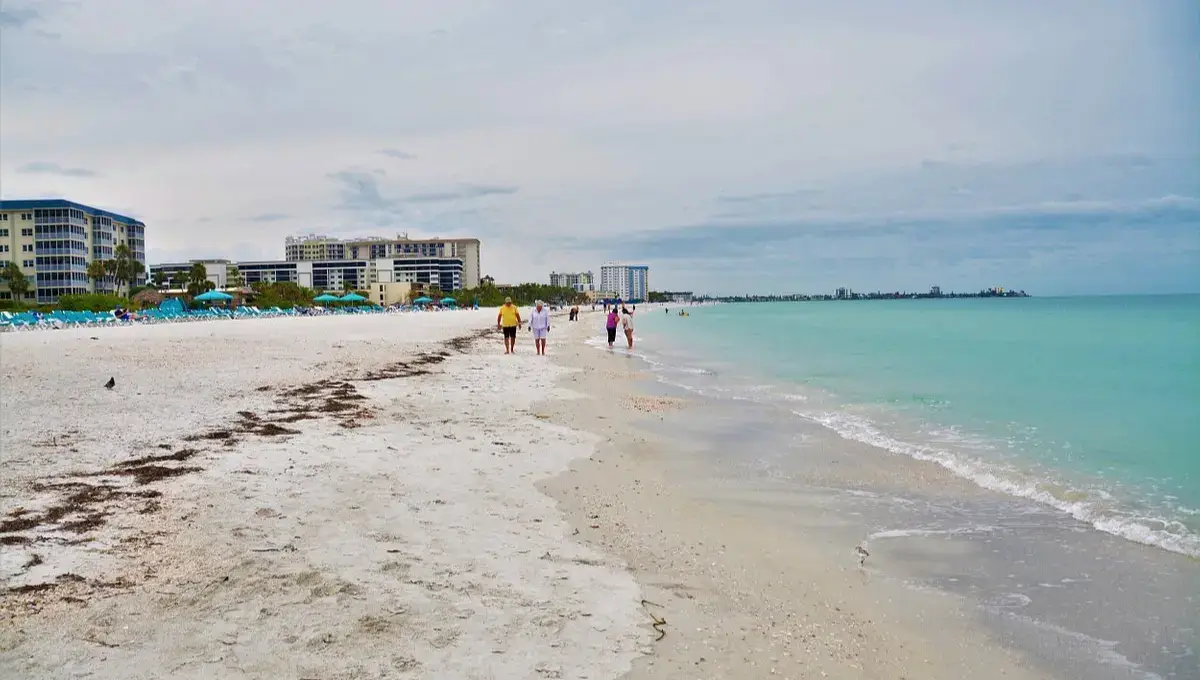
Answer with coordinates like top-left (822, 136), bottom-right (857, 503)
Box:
top-left (131, 289), bottom-right (165, 310)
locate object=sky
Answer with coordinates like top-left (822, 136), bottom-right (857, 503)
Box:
top-left (1, 0), bottom-right (1197, 296)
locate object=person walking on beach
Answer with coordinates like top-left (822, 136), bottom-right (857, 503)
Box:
top-left (497, 297), bottom-right (522, 354)
top-left (605, 307), bottom-right (620, 349)
top-left (622, 307), bottom-right (636, 349)
top-left (529, 300), bottom-right (551, 356)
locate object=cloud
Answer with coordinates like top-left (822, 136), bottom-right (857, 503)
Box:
top-left (328, 170), bottom-right (398, 213)
top-left (328, 171), bottom-right (518, 213)
top-left (248, 213), bottom-right (291, 222)
top-left (0, 0), bottom-right (1196, 293)
top-left (17, 161), bottom-right (99, 177)
top-left (379, 149), bottom-right (417, 160)
top-left (405, 184), bottom-right (519, 203)
top-left (0, 6), bottom-right (39, 30)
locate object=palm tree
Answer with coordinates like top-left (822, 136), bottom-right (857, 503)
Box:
top-left (87, 259), bottom-right (110, 292)
top-left (110, 244), bottom-right (142, 295)
top-left (187, 262), bottom-right (208, 288)
top-left (151, 270), bottom-right (167, 290)
top-left (185, 262), bottom-right (214, 296)
top-left (1, 261), bottom-right (31, 300)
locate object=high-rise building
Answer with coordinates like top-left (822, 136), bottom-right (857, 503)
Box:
top-left (0, 199), bottom-right (147, 304)
top-left (599, 262), bottom-right (649, 302)
top-left (284, 233), bottom-right (481, 289)
top-left (549, 270), bottom-right (595, 293)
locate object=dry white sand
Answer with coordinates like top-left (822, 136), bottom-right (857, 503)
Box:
top-left (1, 312), bottom-right (646, 679)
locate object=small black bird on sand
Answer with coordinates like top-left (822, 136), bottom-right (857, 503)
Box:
top-left (104, 377), bottom-right (116, 390)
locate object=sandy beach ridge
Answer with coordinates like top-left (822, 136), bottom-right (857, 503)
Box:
top-left (1, 310), bottom-right (1052, 679)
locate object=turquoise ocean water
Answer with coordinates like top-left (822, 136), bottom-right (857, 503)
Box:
top-left (628, 296), bottom-right (1200, 558)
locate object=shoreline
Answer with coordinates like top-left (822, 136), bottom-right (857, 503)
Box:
top-left (537, 312), bottom-right (1052, 679)
top-left (549, 310), bottom-right (1196, 680)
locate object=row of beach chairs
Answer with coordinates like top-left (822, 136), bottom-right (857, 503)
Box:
top-left (0, 305), bottom-right (405, 331)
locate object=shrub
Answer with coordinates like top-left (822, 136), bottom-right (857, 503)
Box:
top-left (55, 294), bottom-right (129, 312)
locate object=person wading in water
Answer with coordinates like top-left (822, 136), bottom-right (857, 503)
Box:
top-left (605, 307), bottom-right (620, 349)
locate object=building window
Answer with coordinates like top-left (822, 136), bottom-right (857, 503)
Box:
top-left (21, 244), bottom-right (33, 252)
top-left (0, 215), bottom-right (7, 221)
top-left (0, 228), bottom-right (7, 236)
top-left (0, 244), bottom-right (8, 252)
top-left (22, 260), bottom-right (34, 268)
top-left (20, 228), bottom-right (32, 237)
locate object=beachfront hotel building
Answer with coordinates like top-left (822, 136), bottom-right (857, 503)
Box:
top-left (284, 233), bottom-right (481, 289)
top-left (599, 262), bottom-right (649, 302)
top-left (0, 199), bottom-right (147, 304)
top-left (549, 271), bottom-right (595, 293)
top-left (150, 256), bottom-right (467, 294)
top-left (151, 232), bottom-right (480, 295)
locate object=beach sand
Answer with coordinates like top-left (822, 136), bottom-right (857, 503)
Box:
top-left (1, 310), bottom-right (1050, 679)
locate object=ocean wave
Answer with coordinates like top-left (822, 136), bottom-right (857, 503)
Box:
top-left (587, 326), bottom-right (1199, 559)
top-left (868, 526), bottom-right (1001, 540)
top-left (802, 410), bottom-right (1200, 559)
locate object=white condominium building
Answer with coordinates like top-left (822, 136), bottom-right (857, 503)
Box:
top-left (284, 233), bottom-right (481, 288)
top-left (599, 262), bottom-right (649, 302)
top-left (549, 270), bottom-right (595, 292)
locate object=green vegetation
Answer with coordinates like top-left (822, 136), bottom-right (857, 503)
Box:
top-left (248, 281), bottom-right (318, 309)
top-left (1, 261), bottom-right (32, 300)
top-left (185, 262), bottom-right (215, 295)
top-left (55, 294), bottom-right (130, 312)
top-left (435, 281), bottom-right (586, 307)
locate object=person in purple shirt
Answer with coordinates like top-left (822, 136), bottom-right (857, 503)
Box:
top-left (605, 308), bottom-right (620, 348)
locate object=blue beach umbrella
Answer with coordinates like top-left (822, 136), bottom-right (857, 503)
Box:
top-left (193, 290), bottom-right (233, 302)
top-left (339, 292), bottom-right (367, 302)
top-left (413, 296), bottom-right (433, 304)
top-left (440, 297), bottom-right (457, 305)
top-left (313, 293), bottom-right (340, 303)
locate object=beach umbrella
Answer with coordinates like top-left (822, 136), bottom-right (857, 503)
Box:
top-left (313, 293), bottom-right (340, 303)
top-left (413, 296), bottom-right (433, 304)
top-left (194, 290), bottom-right (233, 302)
top-left (440, 297), bottom-right (457, 305)
top-left (339, 292), bottom-right (367, 302)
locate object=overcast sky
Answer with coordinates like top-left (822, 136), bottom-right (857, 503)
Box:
top-left (2, 0), bottom-right (1197, 295)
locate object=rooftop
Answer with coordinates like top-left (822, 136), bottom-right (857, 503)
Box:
top-left (0, 198), bottom-right (146, 226)
top-left (285, 233), bottom-right (479, 244)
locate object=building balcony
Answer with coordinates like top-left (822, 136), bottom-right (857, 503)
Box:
top-left (35, 247), bottom-right (88, 255)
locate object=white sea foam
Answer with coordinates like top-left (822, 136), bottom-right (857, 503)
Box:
top-left (801, 410), bottom-right (1200, 558)
top-left (868, 526), bottom-right (1001, 540)
top-left (589, 324), bottom-right (1200, 559)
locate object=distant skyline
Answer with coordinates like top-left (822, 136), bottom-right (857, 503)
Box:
top-left (1, 1), bottom-right (1197, 295)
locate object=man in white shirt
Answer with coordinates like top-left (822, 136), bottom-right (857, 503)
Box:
top-left (529, 300), bottom-right (551, 355)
